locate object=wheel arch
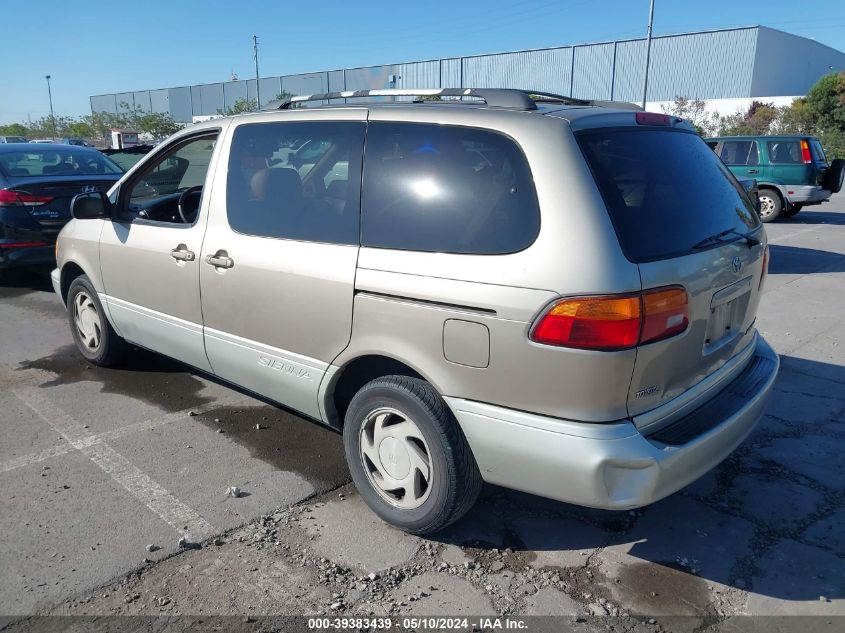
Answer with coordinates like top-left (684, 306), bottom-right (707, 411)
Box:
top-left (320, 353), bottom-right (434, 431)
top-left (59, 261), bottom-right (87, 306)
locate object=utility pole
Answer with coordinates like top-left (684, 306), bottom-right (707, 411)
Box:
top-left (45, 75), bottom-right (55, 139)
top-left (641, 0), bottom-right (655, 110)
top-left (253, 35), bottom-right (260, 109)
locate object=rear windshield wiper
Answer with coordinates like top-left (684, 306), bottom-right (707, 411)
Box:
top-left (692, 228), bottom-right (761, 250)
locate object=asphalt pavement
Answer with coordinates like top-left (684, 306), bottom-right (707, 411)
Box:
top-left (1, 192), bottom-right (844, 628)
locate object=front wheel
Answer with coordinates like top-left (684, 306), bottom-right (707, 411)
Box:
top-left (758, 189), bottom-right (783, 222)
top-left (343, 375), bottom-right (482, 535)
top-left (67, 275), bottom-right (127, 366)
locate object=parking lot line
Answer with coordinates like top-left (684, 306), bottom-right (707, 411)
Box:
top-left (14, 387), bottom-right (217, 541)
top-left (0, 395), bottom-right (249, 475)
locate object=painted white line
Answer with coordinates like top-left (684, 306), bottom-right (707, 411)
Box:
top-left (768, 224), bottom-right (825, 244)
top-left (0, 395), bottom-right (250, 475)
top-left (14, 388), bottom-right (217, 540)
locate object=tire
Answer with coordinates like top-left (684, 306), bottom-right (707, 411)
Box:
top-left (67, 275), bottom-right (127, 366)
top-left (343, 375), bottom-right (483, 535)
top-left (758, 189), bottom-right (783, 222)
top-left (823, 158), bottom-right (844, 194)
top-left (782, 203), bottom-right (803, 218)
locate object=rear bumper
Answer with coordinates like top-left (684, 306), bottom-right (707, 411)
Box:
top-left (785, 185), bottom-right (830, 205)
top-left (446, 335), bottom-right (778, 510)
top-left (0, 242), bottom-right (55, 269)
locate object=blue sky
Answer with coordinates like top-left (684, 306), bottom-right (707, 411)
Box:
top-left (3, 0), bottom-right (844, 123)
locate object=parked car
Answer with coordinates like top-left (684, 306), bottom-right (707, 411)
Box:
top-left (706, 135), bottom-right (844, 221)
top-left (29, 139), bottom-right (56, 144)
top-left (0, 143), bottom-right (123, 271)
top-left (53, 89), bottom-right (778, 534)
top-left (99, 144), bottom-right (155, 171)
top-left (59, 138), bottom-right (93, 147)
top-left (0, 136), bottom-right (28, 144)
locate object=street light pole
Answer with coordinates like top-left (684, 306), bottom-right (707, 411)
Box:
top-left (253, 35), bottom-right (260, 109)
top-left (641, 0), bottom-right (655, 110)
top-left (45, 75), bottom-right (55, 139)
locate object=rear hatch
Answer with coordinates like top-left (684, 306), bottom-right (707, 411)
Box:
top-left (576, 120), bottom-right (766, 418)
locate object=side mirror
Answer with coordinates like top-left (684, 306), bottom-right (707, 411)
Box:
top-left (71, 191), bottom-right (112, 220)
top-left (738, 178), bottom-right (761, 215)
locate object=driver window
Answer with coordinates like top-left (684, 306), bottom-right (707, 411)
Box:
top-left (124, 134), bottom-right (218, 224)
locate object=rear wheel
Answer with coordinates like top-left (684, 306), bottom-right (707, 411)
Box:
top-left (67, 275), bottom-right (127, 366)
top-left (758, 189), bottom-right (783, 222)
top-left (343, 375), bottom-right (482, 535)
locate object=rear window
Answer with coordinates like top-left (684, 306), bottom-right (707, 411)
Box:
top-left (361, 122), bottom-right (539, 254)
top-left (0, 149), bottom-right (122, 177)
top-left (578, 128), bottom-right (759, 262)
top-left (766, 140), bottom-right (802, 164)
top-left (810, 139), bottom-right (828, 164)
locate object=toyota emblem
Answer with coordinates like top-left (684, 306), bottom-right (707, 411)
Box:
top-left (731, 256), bottom-right (742, 274)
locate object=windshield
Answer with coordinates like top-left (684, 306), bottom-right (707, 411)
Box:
top-left (577, 128), bottom-right (760, 262)
top-left (0, 148), bottom-right (123, 177)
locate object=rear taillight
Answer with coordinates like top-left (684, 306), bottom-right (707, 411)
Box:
top-left (800, 139), bottom-right (812, 164)
top-left (635, 112), bottom-right (672, 126)
top-left (530, 286), bottom-right (689, 351)
top-left (641, 286), bottom-right (689, 344)
top-left (0, 189), bottom-right (54, 207)
top-left (759, 245), bottom-right (769, 291)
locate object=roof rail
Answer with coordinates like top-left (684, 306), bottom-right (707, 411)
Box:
top-left (261, 88), bottom-right (641, 112)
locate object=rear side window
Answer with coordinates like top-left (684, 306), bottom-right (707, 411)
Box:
top-left (361, 122), bottom-right (539, 254)
top-left (226, 121), bottom-right (364, 245)
top-left (766, 140), bottom-right (802, 164)
top-left (578, 129), bottom-right (759, 262)
top-left (719, 140), bottom-right (758, 165)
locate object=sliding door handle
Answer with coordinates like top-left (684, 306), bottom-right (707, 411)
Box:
top-left (205, 250), bottom-right (234, 269)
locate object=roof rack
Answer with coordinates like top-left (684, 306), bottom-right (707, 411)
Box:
top-left (261, 88), bottom-right (641, 112)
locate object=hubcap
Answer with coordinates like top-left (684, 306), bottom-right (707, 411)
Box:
top-left (359, 407), bottom-right (433, 509)
top-left (73, 291), bottom-right (101, 353)
top-left (759, 195), bottom-right (776, 218)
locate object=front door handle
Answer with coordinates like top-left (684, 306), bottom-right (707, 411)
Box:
top-left (170, 245), bottom-right (195, 261)
top-left (205, 250), bottom-right (234, 269)
top-left (747, 169), bottom-right (759, 174)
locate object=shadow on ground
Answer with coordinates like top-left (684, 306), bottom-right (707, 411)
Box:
top-left (781, 210), bottom-right (845, 225)
top-left (768, 244), bottom-right (845, 274)
top-left (430, 354), bottom-right (845, 605)
top-left (0, 266), bottom-right (54, 298)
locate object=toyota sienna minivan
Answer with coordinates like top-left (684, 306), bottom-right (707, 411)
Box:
top-left (53, 89), bottom-right (778, 534)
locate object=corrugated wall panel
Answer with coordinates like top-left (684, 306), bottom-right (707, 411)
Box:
top-left (149, 89), bottom-right (169, 114)
top-left (646, 28), bottom-right (757, 100)
top-left (90, 95), bottom-right (117, 115)
top-left (396, 61), bottom-right (441, 89)
top-left (115, 92), bottom-right (135, 112)
top-left (461, 48), bottom-right (573, 94)
top-left (281, 73), bottom-right (326, 97)
top-left (257, 77), bottom-right (282, 107)
top-left (223, 81), bottom-right (248, 109)
top-left (327, 70), bottom-right (345, 93)
top-left (132, 91), bottom-right (152, 112)
top-left (441, 58), bottom-right (462, 87)
top-left (572, 43), bottom-right (614, 100)
top-left (613, 39), bottom-right (646, 103)
top-left (344, 66), bottom-right (392, 91)
top-left (168, 87), bottom-right (192, 122)
top-left (198, 83), bottom-right (224, 115)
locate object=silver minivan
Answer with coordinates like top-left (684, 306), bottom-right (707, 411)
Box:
top-left (53, 89), bottom-right (779, 534)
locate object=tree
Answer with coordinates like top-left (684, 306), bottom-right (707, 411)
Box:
top-left (661, 96), bottom-right (719, 136)
top-left (218, 98), bottom-right (257, 116)
top-left (770, 98), bottom-right (815, 135)
top-left (0, 122), bottom-right (30, 137)
top-left (804, 71), bottom-right (845, 159)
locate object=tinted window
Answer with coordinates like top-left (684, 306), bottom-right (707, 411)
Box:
top-left (719, 140), bottom-right (757, 165)
top-left (766, 140), bottom-right (802, 164)
top-left (226, 122), bottom-right (364, 245)
top-left (578, 129), bottom-right (759, 262)
top-left (0, 148), bottom-right (122, 177)
top-left (810, 139), bottom-right (827, 164)
top-left (361, 122), bottom-right (539, 254)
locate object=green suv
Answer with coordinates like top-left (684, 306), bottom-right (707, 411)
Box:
top-left (706, 135), bottom-right (844, 222)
